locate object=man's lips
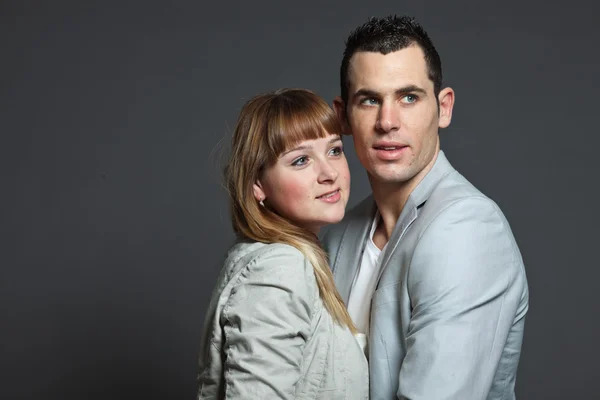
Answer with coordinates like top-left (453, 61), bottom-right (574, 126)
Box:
top-left (373, 142), bottom-right (407, 150)
top-left (372, 143), bottom-right (408, 160)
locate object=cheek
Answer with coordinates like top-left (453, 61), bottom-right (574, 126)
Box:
top-left (337, 161), bottom-right (351, 190)
top-left (407, 108), bottom-right (438, 143)
top-left (349, 112), bottom-right (374, 144)
top-left (268, 177), bottom-right (311, 209)
top-left (353, 131), bottom-right (373, 158)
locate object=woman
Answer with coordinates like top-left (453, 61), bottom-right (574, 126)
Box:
top-left (197, 89), bottom-right (368, 399)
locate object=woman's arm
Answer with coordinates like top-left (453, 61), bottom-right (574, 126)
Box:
top-left (221, 246), bottom-right (315, 399)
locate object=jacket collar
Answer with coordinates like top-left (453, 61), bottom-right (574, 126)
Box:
top-left (332, 150), bottom-right (456, 300)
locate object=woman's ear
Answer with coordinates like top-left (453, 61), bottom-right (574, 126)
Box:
top-left (253, 180), bottom-right (266, 203)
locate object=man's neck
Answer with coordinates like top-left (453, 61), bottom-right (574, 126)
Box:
top-left (370, 150), bottom-right (439, 247)
top-left (370, 180), bottom-right (412, 249)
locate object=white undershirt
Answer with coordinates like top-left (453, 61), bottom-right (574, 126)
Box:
top-left (347, 211), bottom-right (386, 339)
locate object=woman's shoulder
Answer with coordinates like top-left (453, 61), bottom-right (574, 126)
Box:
top-left (225, 241), bottom-right (314, 283)
top-left (224, 241), bottom-right (319, 313)
top-left (228, 241), bottom-right (306, 266)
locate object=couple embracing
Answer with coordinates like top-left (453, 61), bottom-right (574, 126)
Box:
top-left (197, 15), bottom-right (529, 400)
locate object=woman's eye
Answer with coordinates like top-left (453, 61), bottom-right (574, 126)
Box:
top-left (329, 146), bottom-right (343, 156)
top-left (291, 156), bottom-right (308, 166)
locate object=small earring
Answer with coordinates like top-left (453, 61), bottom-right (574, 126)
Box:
top-left (259, 198), bottom-right (265, 207)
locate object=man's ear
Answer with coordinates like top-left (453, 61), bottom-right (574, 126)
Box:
top-left (333, 96), bottom-right (352, 136)
top-left (252, 180), bottom-right (266, 202)
top-left (438, 87), bottom-right (455, 129)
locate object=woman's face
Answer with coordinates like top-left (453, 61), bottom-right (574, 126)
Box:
top-left (254, 133), bottom-right (351, 234)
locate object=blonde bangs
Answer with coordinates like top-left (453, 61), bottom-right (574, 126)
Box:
top-left (264, 92), bottom-right (342, 163)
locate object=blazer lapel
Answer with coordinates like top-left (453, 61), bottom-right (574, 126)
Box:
top-left (332, 197), bottom-right (376, 304)
top-left (376, 201), bottom-right (418, 283)
top-left (376, 150), bottom-right (456, 284)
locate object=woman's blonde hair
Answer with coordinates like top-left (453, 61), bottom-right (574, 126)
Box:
top-left (224, 88), bottom-right (356, 332)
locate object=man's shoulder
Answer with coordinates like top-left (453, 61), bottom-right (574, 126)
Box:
top-left (418, 169), bottom-right (515, 242)
top-left (423, 168), bottom-right (496, 210)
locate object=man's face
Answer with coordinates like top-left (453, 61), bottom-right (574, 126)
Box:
top-left (338, 45), bottom-right (453, 187)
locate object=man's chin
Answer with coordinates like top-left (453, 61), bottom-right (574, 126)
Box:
top-left (368, 168), bottom-right (413, 185)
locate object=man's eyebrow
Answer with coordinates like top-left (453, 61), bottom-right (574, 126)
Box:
top-left (395, 85), bottom-right (427, 95)
top-left (352, 89), bottom-right (380, 99)
top-left (352, 85), bottom-right (427, 99)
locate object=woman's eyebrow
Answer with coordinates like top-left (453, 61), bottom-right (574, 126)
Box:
top-left (283, 136), bottom-right (341, 156)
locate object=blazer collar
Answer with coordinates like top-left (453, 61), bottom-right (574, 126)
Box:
top-left (332, 196), bottom-right (376, 304)
top-left (408, 150), bottom-right (455, 209)
top-left (376, 150), bottom-right (456, 281)
top-left (332, 150), bottom-right (456, 300)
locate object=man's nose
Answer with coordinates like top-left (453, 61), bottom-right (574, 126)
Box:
top-left (376, 102), bottom-right (400, 132)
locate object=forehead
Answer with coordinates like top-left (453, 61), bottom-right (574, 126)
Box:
top-left (347, 46), bottom-right (432, 93)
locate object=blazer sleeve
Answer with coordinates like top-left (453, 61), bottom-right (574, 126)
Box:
top-left (398, 197), bottom-right (528, 400)
top-left (221, 246), bottom-right (315, 399)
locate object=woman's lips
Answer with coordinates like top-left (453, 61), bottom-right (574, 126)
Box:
top-left (316, 189), bottom-right (341, 203)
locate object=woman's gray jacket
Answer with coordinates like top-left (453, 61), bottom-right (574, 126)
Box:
top-left (197, 241), bottom-right (368, 399)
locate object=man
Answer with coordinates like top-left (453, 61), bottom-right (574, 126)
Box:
top-left (323, 16), bottom-right (529, 399)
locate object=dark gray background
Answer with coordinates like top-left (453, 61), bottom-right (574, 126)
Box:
top-left (2, 0), bottom-right (598, 398)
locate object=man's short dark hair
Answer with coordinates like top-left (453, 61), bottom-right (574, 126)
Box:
top-left (340, 15), bottom-right (443, 106)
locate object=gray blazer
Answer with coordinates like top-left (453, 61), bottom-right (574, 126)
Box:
top-left (322, 151), bottom-right (529, 400)
top-left (197, 241), bottom-right (369, 399)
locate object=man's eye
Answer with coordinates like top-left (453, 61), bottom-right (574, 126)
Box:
top-left (402, 94), bottom-right (418, 104)
top-left (291, 156), bottom-right (308, 166)
top-left (329, 146), bottom-right (343, 156)
top-left (360, 97), bottom-right (379, 106)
